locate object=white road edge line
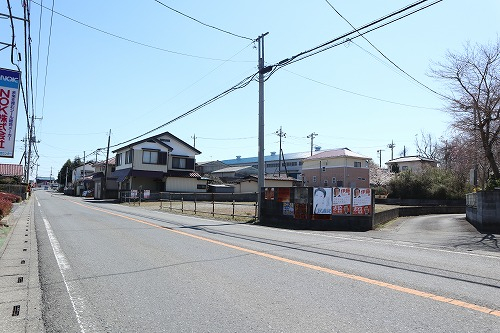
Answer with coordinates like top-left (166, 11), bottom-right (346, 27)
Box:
top-left (42, 216), bottom-right (97, 333)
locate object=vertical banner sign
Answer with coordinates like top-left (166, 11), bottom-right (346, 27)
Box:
top-left (0, 68), bottom-right (21, 158)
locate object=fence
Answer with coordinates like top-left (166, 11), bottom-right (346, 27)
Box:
top-left (119, 191), bottom-right (259, 220)
top-left (158, 192), bottom-right (258, 220)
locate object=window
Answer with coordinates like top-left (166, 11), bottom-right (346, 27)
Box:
top-left (322, 166), bottom-right (326, 172)
top-left (143, 150), bottom-right (158, 164)
top-left (402, 166), bottom-right (409, 171)
top-left (312, 176), bottom-right (317, 183)
top-left (173, 157), bottom-right (186, 168)
top-left (172, 157), bottom-right (195, 169)
top-left (116, 153), bottom-right (122, 166)
top-left (197, 184), bottom-right (207, 189)
top-left (125, 150), bottom-right (133, 164)
top-left (354, 161), bottom-right (361, 168)
top-left (323, 180), bottom-right (328, 186)
top-left (332, 177), bottom-right (336, 185)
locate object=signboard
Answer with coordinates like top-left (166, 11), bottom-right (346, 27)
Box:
top-left (130, 190), bottom-right (138, 198)
top-left (283, 202), bottom-right (294, 216)
top-left (332, 187), bottom-right (351, 215)
top-left (276, 187), bottom-right (290, 202)
top-left (143, 189), bottom-right (150, 199)
top-left (0, 68), bottom-right (21, 158)
top-left (352, 188), bottom-right (372, 215)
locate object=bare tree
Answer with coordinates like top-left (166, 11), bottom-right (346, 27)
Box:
top-left (431, 38), bottom-right (500, 180)
top-left (415, 131), bottom-right (439, 160)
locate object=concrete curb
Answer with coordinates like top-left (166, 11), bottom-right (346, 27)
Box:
top-left (0, 197), bottom-right (45, 333)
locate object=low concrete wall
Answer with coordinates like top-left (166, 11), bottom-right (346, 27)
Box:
top-left (466, 191), bottom-right (500, 233)
top-left (373, 206), bottom-right (466, 229)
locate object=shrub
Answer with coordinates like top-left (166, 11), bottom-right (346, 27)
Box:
top-left (0, 192), bottom-right (21, 203)
top-left (0, 199), bottom-right (12, 217)
top-left (388, 167), bottom-right (472, 200)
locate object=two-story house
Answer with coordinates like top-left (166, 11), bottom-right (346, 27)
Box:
top-left (301, 148), bottom-right (371, 188)
top-left (111, 132), bottom-right (207, 194)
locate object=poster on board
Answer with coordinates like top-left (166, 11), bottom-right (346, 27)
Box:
top-left (352, 188), bottom-right (372, 215)
top-left (332, 187), bottom-right (351, 215)
top-left (313, 187), bottom-right (332, 214)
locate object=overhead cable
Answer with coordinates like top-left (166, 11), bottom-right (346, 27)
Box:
top-left (106, 71), bottom-right (259, 149)
top-left (324, 0), bottom-right (446, 99)
top-left (153, 0), bottom-right (254, 41)
top-left (30, 1), bottom-right (252, 62)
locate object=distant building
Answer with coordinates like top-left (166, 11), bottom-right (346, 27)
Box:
top-left (221, 149), bottom-right (323, 180)
top-left (301, 148), bottom-right (371, 188)
top-left (210, 166), bottom-right (258, 182)
top-left (386, 156), bottom-right (438, 173)
top-left (196, 160), bottom-right (228, 175)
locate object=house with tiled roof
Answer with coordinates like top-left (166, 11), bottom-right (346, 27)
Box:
top-left (301, 148), bottom-right (371, 188)
top-left (111, 131), bottom-right (208, 196)
top-left (0, 163), bottom-right (23, 178)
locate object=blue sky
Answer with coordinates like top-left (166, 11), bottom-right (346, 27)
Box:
top-left (2, 0), bottom-right (499, 179)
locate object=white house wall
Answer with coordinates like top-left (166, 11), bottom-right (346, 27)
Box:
top-left (166, 177), bottom-right (205, 192)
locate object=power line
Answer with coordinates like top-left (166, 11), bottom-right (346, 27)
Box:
top-left (30, 1), bottom-right (253, 62)
top-left (284, 69), bottom-right (440, 110)
top-left (40, 0), bottom-right (55, 121)
top-left (106, 71), bottom-right (259, 149)
top-left (78, 1), bottom-right (442, 161)
top-left (265, 0), bottom-right (444, 80)
top-left (324, 0), bottom-right (446, 99)
top-left (153, 0), bottom-right (254, 41)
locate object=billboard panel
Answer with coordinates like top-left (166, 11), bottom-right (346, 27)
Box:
top-left (0, 68), bottom-right (21, 158)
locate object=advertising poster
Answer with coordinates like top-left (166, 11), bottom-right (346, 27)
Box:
top-left (294, 187), bottom-right (308, 204)
top-left (332, 187), bottom-right (351, 215)
top-left (277, 187), bottom-right (291, 202)
top-left (130, 190), bottom-right (138, 198)
top-left (313, 187), bottom-right (332, 215)
top-left (352, 188), bottom-right (372, 215)
top-left (143, 189), bottom-right (150, 199)
top-left (265, 187), bottom-right (275, 200)
top-left (283, 202), bottom-right (294, 216)
top-left (294, 203), bottom-right (308, 219)
top-left (0, 68), bottom-right (21, 158)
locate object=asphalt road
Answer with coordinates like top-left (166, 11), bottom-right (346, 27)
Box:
top-left (32, 190), bottom-right (500, 332)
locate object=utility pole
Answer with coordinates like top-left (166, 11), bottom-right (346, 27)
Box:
top-left (82, 151), bottom-right (86, 189)
top-left (387, 140), bottom-right (395, 160)
top-left (307, 132), bottom-right (317, 156)
top-left (103, 130), bottom-right (111, 199)
top-left (275, 126), bottom-right (286, 176)
top-left (191, 134), bottom-right (196, 148)
top-left (377, 149), bottom-right (384, 168)
top-left (257, 32), bottom-right (269, 219)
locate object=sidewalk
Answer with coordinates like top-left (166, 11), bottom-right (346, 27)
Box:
top-left (0, 198), bottom-right (45, 333)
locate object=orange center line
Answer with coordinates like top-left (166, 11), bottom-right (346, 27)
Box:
top-left (69, 199), bottom-right (500, 318)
